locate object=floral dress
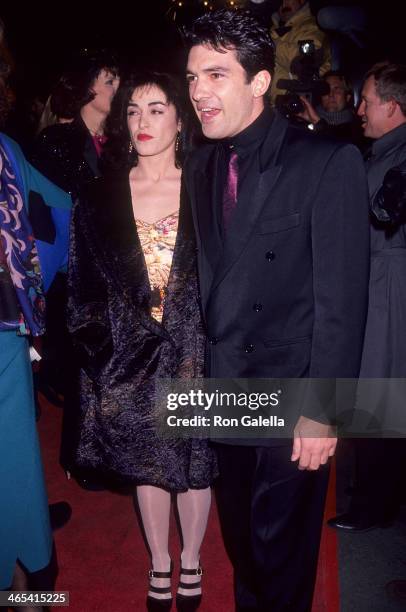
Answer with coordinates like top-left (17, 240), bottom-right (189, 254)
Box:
top-left (136, 211), bottom-right (179, 323)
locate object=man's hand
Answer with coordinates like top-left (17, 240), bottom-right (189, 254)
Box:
top-left (296, 96), bottom-right (321, 125)
top-left (291, 415), bottom-right (337, 470)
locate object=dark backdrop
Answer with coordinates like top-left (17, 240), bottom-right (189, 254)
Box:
top-left (1, 2), bottom-right (405, 121)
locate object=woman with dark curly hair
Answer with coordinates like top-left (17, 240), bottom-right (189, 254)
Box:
top-left (67, 72), bottom-right (216, 612)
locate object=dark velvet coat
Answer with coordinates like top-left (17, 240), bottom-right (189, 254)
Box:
top-left (67, 172), bottom-right (217, 491)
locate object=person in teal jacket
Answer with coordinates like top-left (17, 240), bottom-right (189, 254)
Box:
top-left (0, 131), bottom-right (71, 594)
top-left (1, 132), bottom-right (72, 290)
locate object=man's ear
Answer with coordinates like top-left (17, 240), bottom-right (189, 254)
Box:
top-left (387, 98), bottom-right (399, 118)
top-left (252, 70), bottom-right (272, 98)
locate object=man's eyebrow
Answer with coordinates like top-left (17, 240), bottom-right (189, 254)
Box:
top-left (186, 66), bottom-right (231, 74)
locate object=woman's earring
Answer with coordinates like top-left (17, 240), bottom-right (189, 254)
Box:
top-left (129, 141), bottom-right (134, 153)
top-left (175, 132), bottom-right (180, 154)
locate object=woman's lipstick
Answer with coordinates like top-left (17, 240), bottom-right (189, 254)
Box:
top-left (137, 133), bottom-right (153, 141)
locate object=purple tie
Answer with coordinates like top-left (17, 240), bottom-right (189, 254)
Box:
top-left (223, 151), bottom-right (239, 229)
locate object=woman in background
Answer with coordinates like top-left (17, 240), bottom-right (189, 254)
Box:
top-left (31, 51), bottom-right (120, 485)
top-left (0, 79), bottom-right (71, 606)
top-left (67, 72), bottom-right (216, 612)
top-left (32, 50), bottom-right (120, 197)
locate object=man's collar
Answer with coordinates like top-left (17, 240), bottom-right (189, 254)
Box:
top-left (316, 106), bottom-right (355, 126)
top-left (221, 107), bottom-right (274, 157)
top-left (372, 122), bottom-right (406, 157)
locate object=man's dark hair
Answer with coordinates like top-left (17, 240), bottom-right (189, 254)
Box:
top-left (101, 71), bottom-right (192, 172)
top-left (365, 62), bottom-right (406, 117)
top-left (183, 9), bottom-right (275, 82)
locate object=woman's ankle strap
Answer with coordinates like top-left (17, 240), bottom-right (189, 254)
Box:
top-left (180, 566), bottom-right (203, 576)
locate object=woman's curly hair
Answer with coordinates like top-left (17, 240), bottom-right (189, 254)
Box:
top-left (101, 71), bottom-right (194, 172)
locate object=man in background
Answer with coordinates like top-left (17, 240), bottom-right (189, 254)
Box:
top-left (328, 64), bottom-right (406, 550)
top-left (270, 0), bottom-right (331, 102)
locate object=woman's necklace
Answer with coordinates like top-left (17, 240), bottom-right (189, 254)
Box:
top-left (88, 125), bottom-right (103, 137)
top-left (88, 127), bottom-right (106, 146)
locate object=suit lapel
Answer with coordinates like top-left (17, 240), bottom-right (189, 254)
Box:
top-left (192, 147), bottom-right (223, 312)
top-left (211, 114), bottom-right (288, 292)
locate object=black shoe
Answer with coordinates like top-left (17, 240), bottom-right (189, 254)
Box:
top-left (327, 512), bottom-right (392, 532)
top-left (49, 502), bottom-right (72, 531)
top-left (386, 580), bottom-right (406, 602)
top-left (147, 562), bottom-right (173, 611)
top-left (176, 564), bottom-right (203, 611)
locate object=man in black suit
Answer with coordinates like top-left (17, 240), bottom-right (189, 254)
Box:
top-left (184, 9), bottom-right (370, 611)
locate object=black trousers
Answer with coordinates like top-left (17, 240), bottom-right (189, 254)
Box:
top-left (215, 444), bottom-right (330, 612)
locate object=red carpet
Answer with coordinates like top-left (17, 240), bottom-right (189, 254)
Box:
top-left (313, 462), bottom-right (340, 612)
top-left (36, 398), bottom-right (339, 612)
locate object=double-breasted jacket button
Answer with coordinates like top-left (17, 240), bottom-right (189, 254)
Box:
top-left (209, 337), bottom-right (218, 345)
top-left (253, 303), bottom-right (263, 312)
top-left (265, 250), bottom-right (275, 262)
top-left (244, 344), bottom-right (255, 353)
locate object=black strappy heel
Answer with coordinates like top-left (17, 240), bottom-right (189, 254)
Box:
top-left (146, 561), bottom-right (173, 611)
top-left (175, 564), bottom-right (203, 611)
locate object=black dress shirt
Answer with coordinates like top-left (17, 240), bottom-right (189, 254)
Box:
top-left (216, 108), bottom-right (274, 238)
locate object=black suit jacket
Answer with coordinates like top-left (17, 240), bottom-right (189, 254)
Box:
top-left (32, 116), bottom-right (99, 201)
top-left (185, 112), bottom-right (370, 438)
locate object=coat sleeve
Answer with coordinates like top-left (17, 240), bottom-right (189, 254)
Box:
top-left (27, 161), bottom-right (72, 209)
top-left (301, 143), bottom-right (370, 424)
top-left (31, 128), bottom-right (74, 195)
top-left (66, 198), bottom-right (112, 377)
top-left (0, 132), bottom-right (72, 291)
top-left (26, 161), bottom-right (72, 290)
